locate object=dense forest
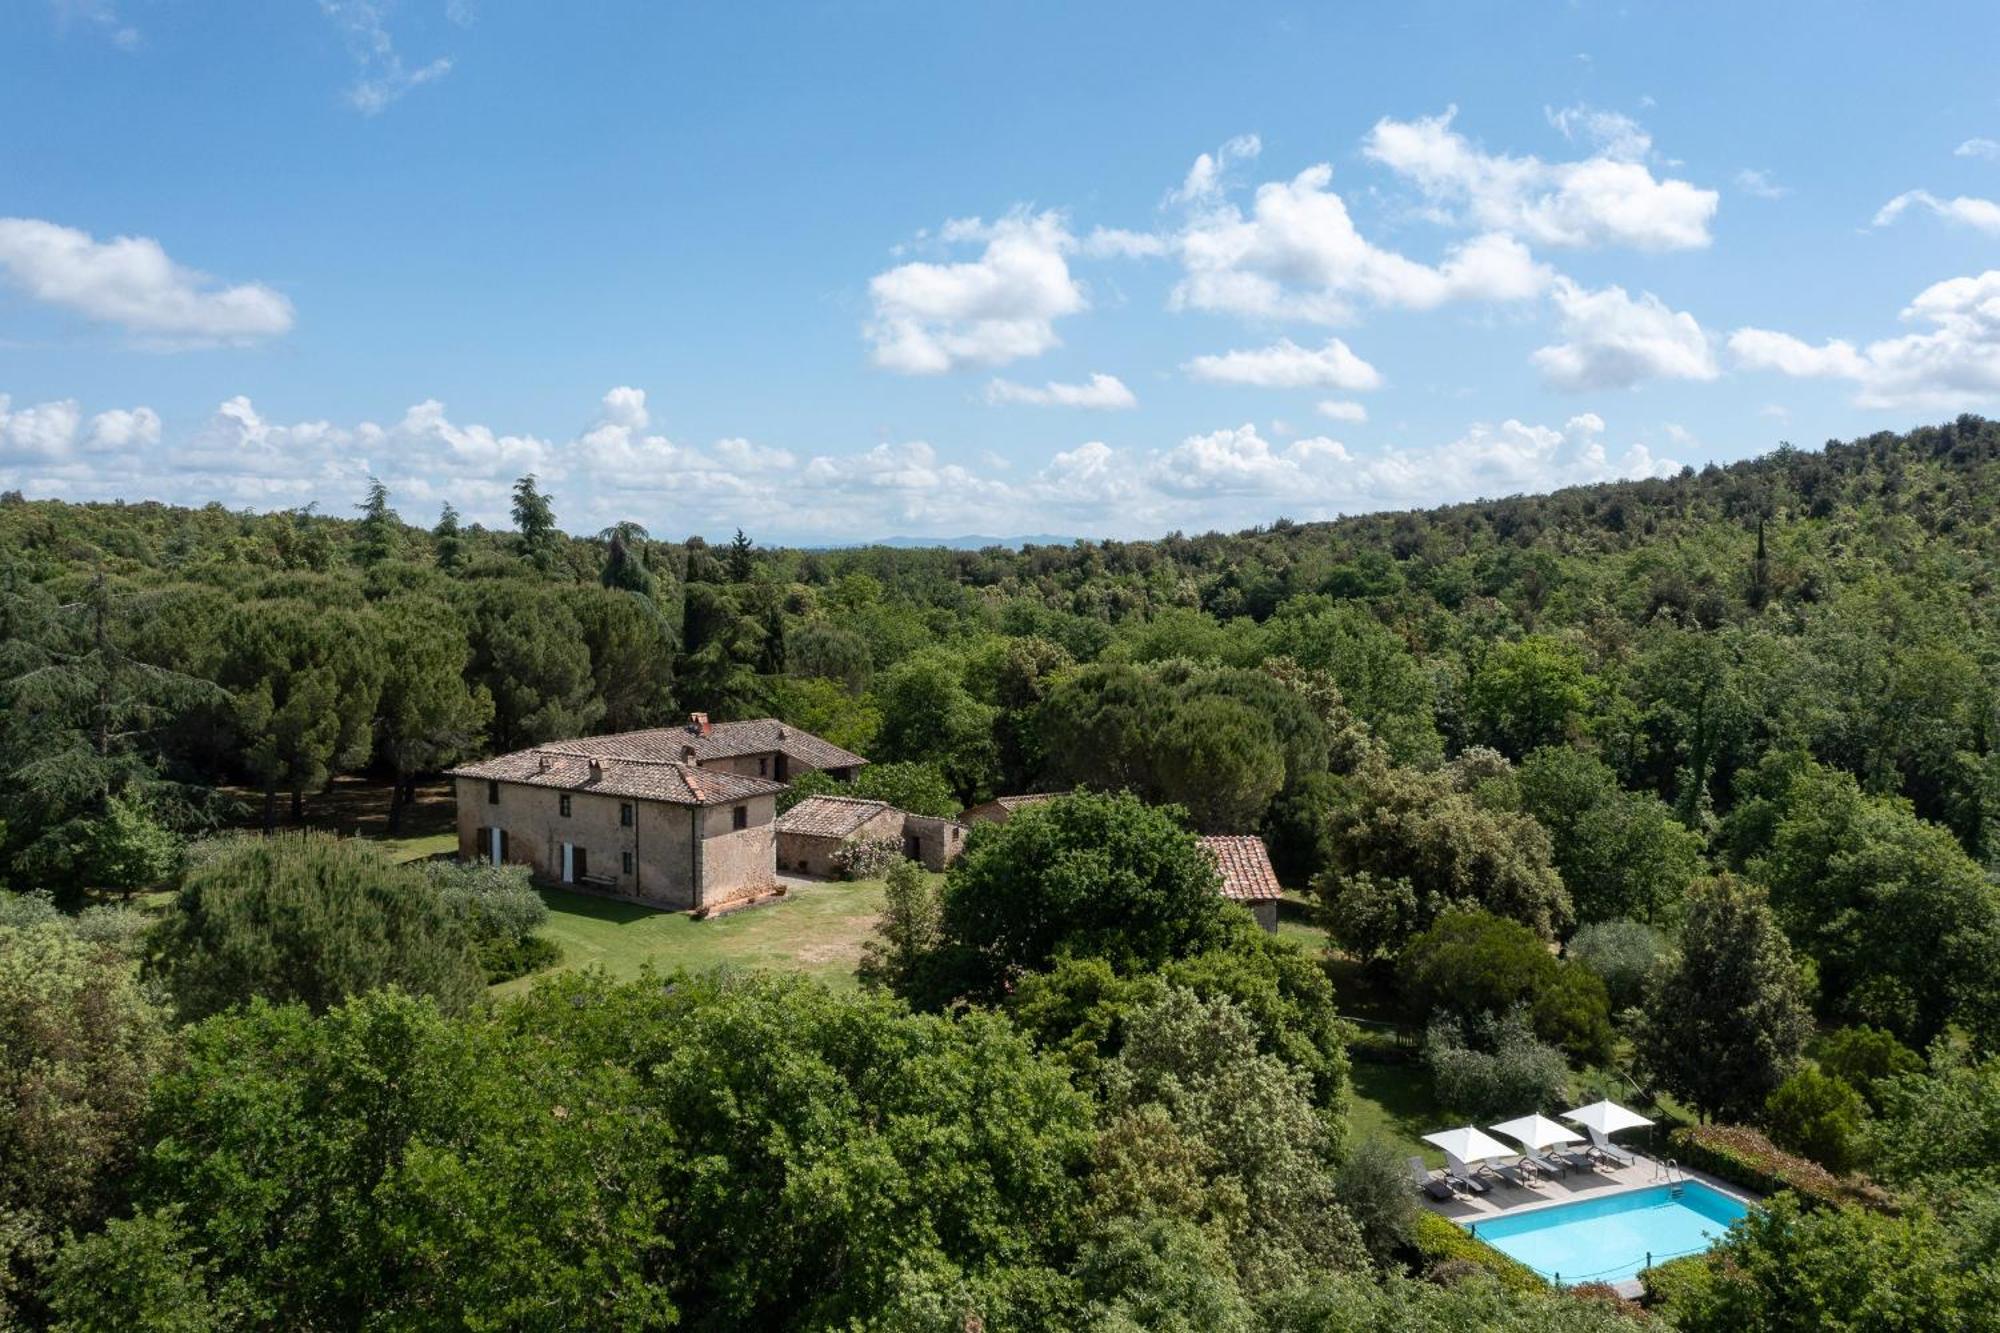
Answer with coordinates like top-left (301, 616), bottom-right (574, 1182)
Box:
top-left (6, 418), bottom-right (2000, 1328)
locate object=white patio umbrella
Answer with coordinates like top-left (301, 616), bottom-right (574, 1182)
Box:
top-left (1490, 1113), bottom-right (1584, 1154)
top-left (1561, 1099), bottom-right (1653, 1135)
top-left (1422, 1125), bottom-right (1515, 1164)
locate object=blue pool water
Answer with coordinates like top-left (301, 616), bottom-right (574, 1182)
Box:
top-left (1467, 1182), bottom-right (1750, 1287)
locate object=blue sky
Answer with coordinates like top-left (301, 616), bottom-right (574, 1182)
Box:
top-left (5, 1), bottom-right (2000, 541)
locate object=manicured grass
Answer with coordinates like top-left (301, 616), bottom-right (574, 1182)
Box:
top-left (1349, 1059), bottom-right (1446, 1166)
top-left (381, 831), bottom-right (457, 863)
top-left (492, 875), bottom-right (906, 997)
top-left (1274, 891), bottom-right (1329, 952)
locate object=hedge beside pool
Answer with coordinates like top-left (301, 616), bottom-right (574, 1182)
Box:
top-left (1667, 1123), bottom-right (1892, 1211)
top-left (1409, 1211), bottom-right (1545, 1292)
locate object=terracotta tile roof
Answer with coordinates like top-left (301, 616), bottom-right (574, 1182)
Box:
top-left (1198, 835), bottom-right (1283, 902)
top-left (447, 748), bottom-right (784, 807)
top-left (775, 795), bottom-right (895, 840)
top-left (543, 718), bottom-right (867, 772)
top-left (993, 792), bottom-right (1065, 811)
top-left (966, 792), bottom-right (1069, 823)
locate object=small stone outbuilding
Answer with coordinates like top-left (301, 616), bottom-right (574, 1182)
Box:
top-left (962, 791), bottom-right (1067, 826)
top-left (774, 795), bottom-right (906, 878)
top-left (1199, 834), bottom-right (1284, 932)
top-left (902, 813), bottom-right (969, 871)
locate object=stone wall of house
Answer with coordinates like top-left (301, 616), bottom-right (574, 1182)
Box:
top-left (455, 777), bottom-right (775, 910)
top-left (459, 776), bottom-right (663, 901)
top-left (693, 796), bottom-right (778, 906)
top-left (700, 751), bottom-right (782, 781)
top-left (903, 814), bottom-right (968, 871)
top-left (776, 806), bottom-right (904, 878)
top-left (775, 831), bottom-right (843, 878)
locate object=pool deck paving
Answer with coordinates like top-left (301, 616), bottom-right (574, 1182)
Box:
top-left (1416, 1150), bottom-right (1759, 1299)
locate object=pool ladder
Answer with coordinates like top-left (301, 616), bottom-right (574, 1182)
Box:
top-left (1656, 1157), bottom-right (1684, 1197)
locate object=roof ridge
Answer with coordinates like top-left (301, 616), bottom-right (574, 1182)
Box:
top-left (535, 749), bottom-right (703, 772)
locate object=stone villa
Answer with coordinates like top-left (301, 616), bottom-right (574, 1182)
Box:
top-left (451, 718), bottom-right (1282, 922)
top-left (448, 714), bottom-right (867, 912)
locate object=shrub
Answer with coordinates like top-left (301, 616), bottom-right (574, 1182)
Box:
top-left (1335, 1136), bottom-right (1419, 1265)
top-left (829, 836), bottom-right (904, 880)
top-left (1638, 1252), bottom-right (1712, 1311)
top-left (1669, 1194), bottom-right (1980, 1331)
top-left (150, 832), bottom-right (485, 1021)
top-left (420, 859), bottom-right (548, 942)
top-left (70, 903), bottom-right (153, 956)
top-left (477, 933), bottom-right (561, 983)
top-left (1813, 1025), bottom-right (1923, 1113)
top-left (1765, 1067), bottom-right (1867, 1174)
top-left (1566, 919), bottom-right (1669, 1012)
top-left (0, 890), bottom-right (63, 929)
top-left (938, 791), bottom-right (1230, 1001)
top-left (1400, 910), bottom-right (1612, 1060)
top-left (1408, 1210), bottom-right (1545, 1293)
top-left (0, 922), bottom-right (173, 1323)
top-left (1666, 1123), bottom-right (1888, 1211)
top-left (1424, 1010), bottom-right (1571, 1121)
top-left (858, 860), bottom-right (944, 999)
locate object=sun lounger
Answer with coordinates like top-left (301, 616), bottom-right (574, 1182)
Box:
top-left (1408, 1156), bottom-right (1454, 1201)
top-left (1585, 1126), bottom-right (1637, 1166)
top-left (1443, 1150), bottom-right (1491, 1194)
top-left (1521, 1151), bottom-right (1563, 1177)
top-left (1556, 1148), bottom-right (1598, 1173)
top-left (1487, 1159), bottom-right (1539, 1189)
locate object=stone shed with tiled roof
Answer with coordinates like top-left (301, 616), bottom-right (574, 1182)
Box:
top-left (774, 795), bottom-right (907, 878)
top-left (1198, 834), bottom-right (1283, 932)
top-left (962, 791), bottom-right (1069, 826)
top-left (446, 718), bottom-right (865, 911)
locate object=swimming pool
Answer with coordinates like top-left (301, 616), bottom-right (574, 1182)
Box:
top-left (1466, 1182), bottom-right (1751, 1287)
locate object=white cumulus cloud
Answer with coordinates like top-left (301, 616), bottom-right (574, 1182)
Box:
top-left (1, 385), bottom-right (1693, 540)
top-left (985, 373), bottom-right (1137, 409)
top-left (866, 211), bottom-right (1085, 374)
top-left (1730, 269), bottom-right (2000, 410)
top-left (1873, 189), bottom-right (2000, 236)
top-left (1316, 399), bottom-right (1368, 423)
top-left (1956, 138), bottom-right (2000, 161)
top-left (1171, 133), bottom-right (1263, 205)
top-left (1183, 336), bottom-right (1383, 391)
top-left (1171, 163), bottom-right (1548, 323)
top-left (1363, 106), bottom-right (1718, 250)
top-left (1532, 278), bottom-right (1717, 390)
top-left (0, 218), bottom-right (294, 342)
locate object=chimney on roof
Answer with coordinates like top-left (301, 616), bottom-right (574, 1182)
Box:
top-left (536, 753), bottom-right (551, 773)
top-left (775, 725), bottom-right (787, 740)
top-left (588, 759), bottom-right (603, 778)
top-left (681, 744), bottom-right (698, 764)
top-left (689, 711), bottom-right (711, 736)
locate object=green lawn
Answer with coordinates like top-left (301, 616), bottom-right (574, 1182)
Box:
top-left (1273, 890), bottom-right (1329, 952)
top-left (384, 831), bottom-right (457, 862)
top-left (1349, 1059), bottom-right (1446, 1165)
top-left (494, 875), bottom-right (902, 996)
